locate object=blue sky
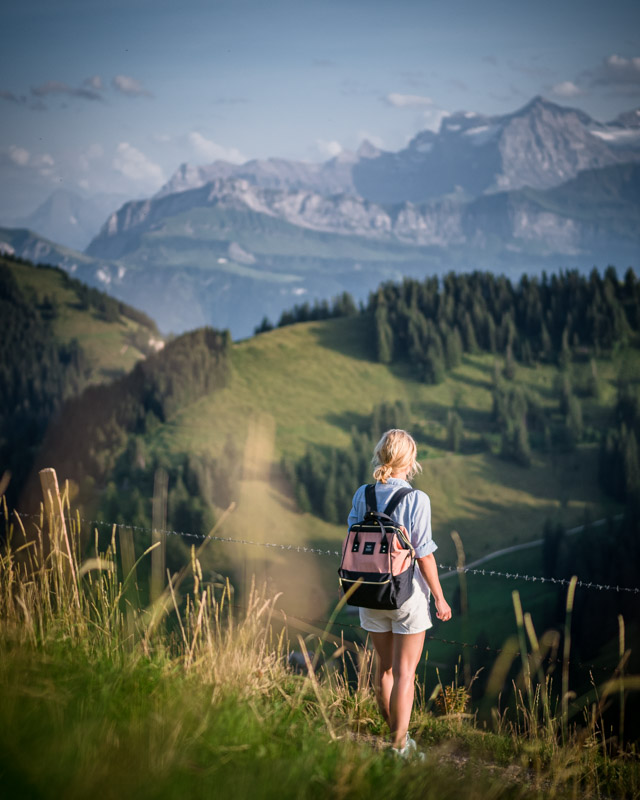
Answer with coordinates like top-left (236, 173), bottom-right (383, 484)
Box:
top-left (1, 0), bottom-right (639, 218)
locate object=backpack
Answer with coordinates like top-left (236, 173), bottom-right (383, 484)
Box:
top-left (338, 484), bottom-right (415, 610)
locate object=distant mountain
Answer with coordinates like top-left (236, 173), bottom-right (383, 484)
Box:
top-left (157, 97), bottom-right (640, 205)
top-left (5, 96), bottom-right (639, 338)
top-left (12, 188), bottom-right (129, 251)
top-left (90, 163), bottom-right (640, 255)
top-left (351, 97), bottom-right (640, 203)
top-left (156, 151), bottom-right (357, 199)
top-left (0, 227), bottom-right (98, 271)
top-left (79, 161), bottom-right (639, 336)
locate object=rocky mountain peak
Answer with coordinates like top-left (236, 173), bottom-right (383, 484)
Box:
top-left (356, 139), bottom-right (382, 159)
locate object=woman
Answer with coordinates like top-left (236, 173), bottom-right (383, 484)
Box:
top-left (347, 429), bottom-right (452, 756)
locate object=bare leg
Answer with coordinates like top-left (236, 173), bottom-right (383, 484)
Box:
top-left (369, 631), bottom-right (393, 728)
top-left (390, 631), bottom-right (425, 748)
top-left (370, 630), bottom-right (425, 748)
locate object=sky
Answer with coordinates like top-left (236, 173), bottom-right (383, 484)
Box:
top-left (1, 0), bottom-right (639, 219)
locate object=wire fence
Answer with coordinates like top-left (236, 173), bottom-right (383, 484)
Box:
top-left (13, 509), bottom-right (640, 595)
top-left (8, 509), bottom-right (632, 677)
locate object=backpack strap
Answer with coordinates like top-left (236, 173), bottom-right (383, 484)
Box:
top-left (364, 483), bottom-right (377, 513)
top-left (383, 487), bottom-right (414, 519)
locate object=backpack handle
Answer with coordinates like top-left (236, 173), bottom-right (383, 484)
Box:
top-left (364, 484), bottom-right (413, 518)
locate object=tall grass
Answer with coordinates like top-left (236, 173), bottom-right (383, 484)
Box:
top-left (1, 494), bottom-right (638, 800)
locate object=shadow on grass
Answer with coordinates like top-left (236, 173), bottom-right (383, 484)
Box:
top-left (308, 315), bottom-right (377, 362)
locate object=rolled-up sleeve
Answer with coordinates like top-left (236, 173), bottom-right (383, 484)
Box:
top-left (411, 491), bottom-right (438, 558)
top-left (347, 485), bottom-right (365, 528)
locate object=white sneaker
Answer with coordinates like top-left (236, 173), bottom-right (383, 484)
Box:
top-left (392, 733), bottom-right (425, 761)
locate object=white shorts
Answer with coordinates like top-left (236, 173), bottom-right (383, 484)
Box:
top-left (359, 578), bottom-right (432, 635)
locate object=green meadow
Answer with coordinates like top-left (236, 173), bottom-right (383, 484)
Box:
top-left (6, 256), bottom-right (160, 382)
top-left (1, 508), bottom-right (637, 800)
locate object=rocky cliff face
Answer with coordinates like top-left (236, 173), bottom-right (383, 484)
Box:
top-left (155, 97), bottom-right (640, 206)
top-left (88, 162), bottom-right (640, 257)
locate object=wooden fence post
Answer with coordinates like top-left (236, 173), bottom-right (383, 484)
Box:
top-left (151, 467), bottom-right (168, 603)
top-left (119, 526), bottom-right (138, 644)
top-left (39, 467), bottom-right (80, 601)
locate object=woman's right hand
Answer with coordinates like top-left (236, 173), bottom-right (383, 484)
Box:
top-left (434, 596), bottom-right (452, 621)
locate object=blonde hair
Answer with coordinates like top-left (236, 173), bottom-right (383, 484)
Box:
top-left (372, 428), bottom-right (422, 483)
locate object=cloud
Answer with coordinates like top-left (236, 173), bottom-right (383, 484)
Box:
top-left (551, 81), bottom-right (584, 98)
top-left (31, 80), bottom-right (103, 101)
top-left (357, 131), bottom-right (384, 150)
top-left (312, 59), bottom-right (336, 68)
top-left (212, 96), bottom-right (248, 105)
top-left (87, 143), bottom-right (104, 159)
top-left (34, 153), bottom-right (54, 167)
top-left (8, 145), bottom-right (30, 166)
top-left (591, 54), bottom-right (640, 87)
top-left (84, 75), bottom-right (104, 91)
top-left (78, 143), bottom-right (104, 172)
top-left (313, 139), bottom-right (343, 159)
top-left (483, 55), bottom-right (498, 66)
top-left (187, 131), bottom-right (245, 164)
top-left (112, 142), bottom-right (164, 185)
top-left (33, 153), bottom-right (55, 176)
top-left (420, 107), bottom-right (450, 133)
top-left (385, 93), bottom-right (433, 108)
top-left (112, 74), bottom-right (152, 97)
top-left (0, 90), bottom-right (26, 105)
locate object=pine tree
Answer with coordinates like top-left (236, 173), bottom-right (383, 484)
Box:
top-left (587, 358), bottom-right (602, 400)
top-left (462, 311), bottom-right (479, 354)
top-left (565, 394), bottom-right (583, 449)
top-left (445, 327), bottom-right (463, 369)
top-left (425, 341), bottom-right (446, 384)
top-left (559, 326), bottom-right (571, 369)
top-left (514, 418), bottom-right (532, 467)
top-left (374, 304), bottom-right (393, 364)
top-left (503, 343), bottom-right (516, 380)
top-left (446, 410), bottom-right (464, 453)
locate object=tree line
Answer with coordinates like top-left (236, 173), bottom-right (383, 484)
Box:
top-left (255, 291), bottom-right (359, 334)
top-left (0, 261), bottom-right (90, 509)
top-left (370, 267), bottom-right (638, 381)
top-left (257, 267), bottom-right (639, 383)
top-left (29, 326), bottom-right (231, 507)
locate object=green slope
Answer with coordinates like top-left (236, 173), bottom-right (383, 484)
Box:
top-left (127, 314), bottom-right (636, 679)
top-left (5, 256), bottom-right (161, 382)
top-left (143, 315), bottom-right (624, 569)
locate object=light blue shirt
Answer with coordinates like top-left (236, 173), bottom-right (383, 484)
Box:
top-left (346, 477), bottom-right (438, 560)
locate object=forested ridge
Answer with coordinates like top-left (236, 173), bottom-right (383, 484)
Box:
top-left (28, 327), bottom-right (232, 530)
top-left (262, 267), bottom-right (639, 373)
top-left (279, 267), bottom-right (639, 513)
top-left (1, 255), bottom-right (231, 540)
top-left (1, 261), bottom-right (92, 508)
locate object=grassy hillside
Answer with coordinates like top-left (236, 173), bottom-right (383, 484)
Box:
top-left (5, 256), bottom-right (161, 382)
top-left (155, 315), bottom-right (621, 555)
top-left (3, 511), bottom-right (637, 800)
top-left (102, 311), bottom-right (634, 657)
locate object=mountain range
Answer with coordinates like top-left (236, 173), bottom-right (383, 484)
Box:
top-left (155, 96), bottom-right (640, 203)
top-left (2, 96), bottom-right (639, 337)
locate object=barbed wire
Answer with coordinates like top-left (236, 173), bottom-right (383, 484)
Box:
top-left (7, 510), bottom-right (629, 676)
top-left (12, 510), bottom-right (640, 596)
